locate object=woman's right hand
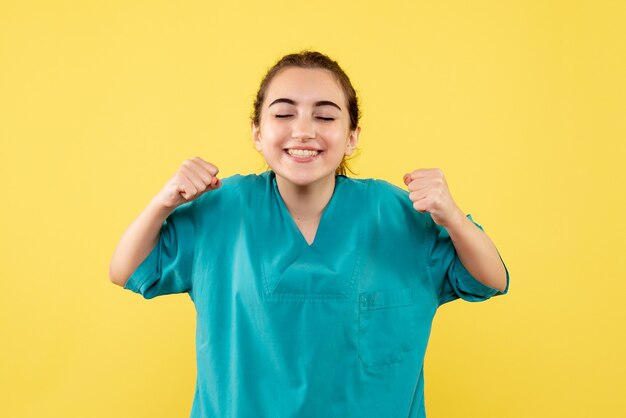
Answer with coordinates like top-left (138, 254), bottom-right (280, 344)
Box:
top-left (155, 157), bottom-right (222, 209)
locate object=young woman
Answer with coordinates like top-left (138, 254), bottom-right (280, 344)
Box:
top-left (109, 50), bottom-right (509, 418)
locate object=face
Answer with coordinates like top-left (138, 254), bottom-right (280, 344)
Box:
top-left (252, 67), bottom-right (360, 188)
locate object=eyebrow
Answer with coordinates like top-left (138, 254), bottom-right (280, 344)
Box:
top-left (268, 98), bottom-right (342, 111)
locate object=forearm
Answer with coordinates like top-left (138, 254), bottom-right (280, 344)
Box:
top-left (108, 196), bottom-right (174, 287)
top-left (445, 210), bottom-right (508, 292)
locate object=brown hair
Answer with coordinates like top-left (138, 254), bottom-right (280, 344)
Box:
top-left (251, 50), bottom-right (361, 176)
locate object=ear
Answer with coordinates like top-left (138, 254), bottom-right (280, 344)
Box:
top-left (251, 121), bottom-right (262, 152)
top-left (345, 126), bottom-right (361, 156)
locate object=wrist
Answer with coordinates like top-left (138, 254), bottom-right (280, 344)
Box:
top-left (444, 207), bottom-right (468, 234)
top-left (148, 195), bottom-right (176, 217)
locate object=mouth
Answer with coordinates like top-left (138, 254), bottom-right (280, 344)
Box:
top-left (285, 148), bottom-right (321, 158)
top-left (283, 148), bottom-right (323, 162)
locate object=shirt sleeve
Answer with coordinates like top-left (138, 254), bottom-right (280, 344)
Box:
top-left (123, 200), bottom-right (197, 299)
top-left (434, 214), bottom-right (510, 306)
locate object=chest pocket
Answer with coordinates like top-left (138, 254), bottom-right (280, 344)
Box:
top-left (358, 288), bottom-right (418, 367)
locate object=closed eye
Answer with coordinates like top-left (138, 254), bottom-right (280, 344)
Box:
top-left (275, 115), bottom-right (335, 121)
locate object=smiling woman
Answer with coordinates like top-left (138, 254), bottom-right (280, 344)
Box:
top-left (251, 51), bottom-right (362, 176)
top-left (252, 66), bottom-right (359, 194)
top-left (109, 50), bottom-right (510, 418)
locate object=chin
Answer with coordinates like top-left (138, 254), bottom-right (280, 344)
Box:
top-left (277, 170), bottom-right (333, 188)
top-left (289, 175), bottom-right (319, 187)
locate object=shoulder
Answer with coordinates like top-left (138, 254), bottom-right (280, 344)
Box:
top-left (338, 175), bottom-right (399, 190)
top-left (340, 176), bottom-right (410, 206)
top-left (199, 173), bottom-right (267, 199)
top-left (219, 172), bottom-right (268, 189)
top-left (189, 172), bottom-right (269, 216)
top-left (371, 178), bottom-right (410, 201)
top-left (344, 176), bottom-right (432, 231)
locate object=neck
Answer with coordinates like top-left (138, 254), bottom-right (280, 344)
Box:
top-left (275, 174), bottom-right (336, 222)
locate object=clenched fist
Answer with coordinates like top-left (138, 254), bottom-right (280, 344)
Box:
top-left (403, 168), bottom-right (464, 228)
top-left (156, 157), bottom-right (221, 209)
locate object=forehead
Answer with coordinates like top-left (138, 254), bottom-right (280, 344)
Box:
top-left (264, 67), bottom-right (346, 107)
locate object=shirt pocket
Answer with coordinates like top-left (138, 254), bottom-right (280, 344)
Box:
top-left (358, 288), bottom-right (418, 367)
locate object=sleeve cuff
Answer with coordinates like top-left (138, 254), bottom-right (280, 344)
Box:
top-left (123, 243), bottom-right (160, 296)
top-left (455, 252), bottom-right (510, 299)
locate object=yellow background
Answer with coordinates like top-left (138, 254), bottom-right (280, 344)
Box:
top-left (1, 0), bottom-right (625, 417)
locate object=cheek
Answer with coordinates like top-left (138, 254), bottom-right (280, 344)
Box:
top-left (323, 127), bottom-right (351, 145)
top-left (260, 121), bottom-right (290, 140)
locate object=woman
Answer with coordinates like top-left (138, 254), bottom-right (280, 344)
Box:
top-left (109, 50), bottom-right (509, 418)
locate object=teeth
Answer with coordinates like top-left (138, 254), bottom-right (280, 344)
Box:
top-left (287, 149), bottom-right (320, 157)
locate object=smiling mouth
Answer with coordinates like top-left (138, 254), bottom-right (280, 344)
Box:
top-left (285, 149), bottom-right (321, 158)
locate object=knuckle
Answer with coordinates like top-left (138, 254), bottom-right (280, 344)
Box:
top-left (176, 168), bottom-right (188, 179)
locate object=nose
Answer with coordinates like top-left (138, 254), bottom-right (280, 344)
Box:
top-left (291, 116), bottom-right (315, 140)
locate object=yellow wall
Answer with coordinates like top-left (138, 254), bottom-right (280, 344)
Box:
top-left (2, 1), bottom-right (624, 417)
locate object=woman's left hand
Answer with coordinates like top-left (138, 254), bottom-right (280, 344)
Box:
top-left (403, 168), bottom-right (464, 228)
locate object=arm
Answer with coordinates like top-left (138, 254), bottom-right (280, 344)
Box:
top-left (109, 157), bottom-right (221, 287)
top-left (403, 168), bottom-right (507, 293)
top-left (108, 197), bottom-right (173, 287)
top-left (445, 211), bottom-right (507, 292)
